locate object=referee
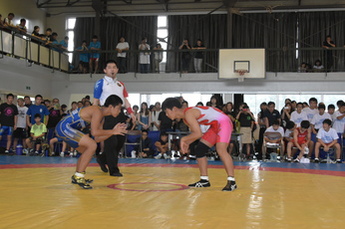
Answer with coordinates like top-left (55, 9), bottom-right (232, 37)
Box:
top-left (93, 60), bottom-right (136, 176)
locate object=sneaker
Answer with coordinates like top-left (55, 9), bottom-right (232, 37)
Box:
top-left (336, 159), bottom-right (342, 164)
top-left (73, 150), bottom-right (78, 157)
top-left (60, 152), bottom-right (64, 157)
top-left (23, 149), bottom-right (28, 155)
top-left (188, 179), bottom-right (211, 188)
top-left (154, 154), bottom-right (162, 159)
top-left (69, 152), bottom-right (73, 157)
top-left (293, 158), bottom-right (300, 163)
top-left (314, 158), bottom-right (320, 163)
top-left (163, 153), bottom-right (170, 159)
top-left (5, 150), bottom-right (9, 154)
top-left (71, 175), bottom-right (93, 189)
top-left (28, 149), bottom-right (35, 156)
top-left (287, 157), bottom-right (292, 163)
top-left (34, 151), bottom-right (39, 156)
top-left (222, 180), bottom-right (237, 192)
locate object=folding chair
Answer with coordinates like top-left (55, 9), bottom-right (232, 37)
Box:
top-left (124, 130), bottom-right (142, 158)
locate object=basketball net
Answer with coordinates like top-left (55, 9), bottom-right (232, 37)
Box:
top-left (235, 69), bottom-right (248, 82)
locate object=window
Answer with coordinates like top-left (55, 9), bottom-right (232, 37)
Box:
top-left (66, 18), bottom-right (76, 62)
top-left (157, 16), bottom-right (168, 63)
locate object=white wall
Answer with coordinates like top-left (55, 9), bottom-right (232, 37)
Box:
top-left (0, 0), bottom-right (46, 33)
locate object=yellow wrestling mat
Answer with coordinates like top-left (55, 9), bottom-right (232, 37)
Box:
top-left (1, 160), bottom-right (345, 229)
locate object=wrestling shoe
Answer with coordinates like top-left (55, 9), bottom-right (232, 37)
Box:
top-left (222, 180), bottom-right (237, 192)
top-left (188, 179), bottom-right (211, 188)
top-left (71, 175), bottom-right (92, 189)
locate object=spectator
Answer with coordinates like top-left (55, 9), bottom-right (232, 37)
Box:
top-left (24, 96), bottom-right (32, 108)
top-left (46, 98), bottom-right (62, 142)
top-left (327, 104), bottom-right (336, 121)
top-left (291, 100), bottom-right (297, 111)
top-left (136, 130), bottom-right (153, 158)
top-left (137, 102), bottom-right (150, 131)
top-left (43, 28), bottom-right (52, 43)
top-left (257, 102), bottom-right (268, 159)
top-left (26, 94), bottom-right (49, 127)
top-left (50, 32), bottom-right (60, 51)
top-left (13, 98), bottom-right (28, 152)
top-left (303, 97), bottom-right (318, 122)
top-left (175, 101), bottom-right (189, 132)
top-left (290, 102), bottom-right (308, 127)
top-left (264, 101), bottom-right (281, 128)
top-left (236, 104), bottom-right (255, 158)
top-left (75, 40), bottom-right (89, 73)
top-left (336, 100), bottom-right (345, 110)
top-left (302, 102), bottom-right (309, 108)
top-left (138, 37), bottom-right (150, 73)
top-left (154, 132), bottom-right (169, 159)
top-left (150, 102), bottom-right (161, 131)
top-left (209, 95), bottom-right (222, 110)
top-left (281, 102), bottom-right (292, 129)
top-left (31, 26), bottom-right (43, 44)
top-left (77, 101), bottom-right (83, 108)
top-left (25, 113), bottom-right (47, 156)
top-left (49, 136), bottom-right (68, 157)
top-left (192, 39), bottom-right (206, 73)
top-left (283, 120), bottom-right (296, 143)
top-left (264, 120), bottom-right (285, 159)
top-left (158, 108), bottom-right (173, 133)
top-left (310, 104), bottom-right (332, 135)
top-left (313, 59), bottom-right (324, 72)
top-left (59, 36), bottom-right (69, 52)
top-left (0, 93), bottom-right (19, 154)
top-left (0, 14), bottom-right (4, 28)
top-left (332, 102), bottom-right (345, 135)
top-left (314, 119), bottom-right (341, 163)
top-left (223, 102), bottom-right (236, 125)
top-left (16, 18), bottom-right (27, 34)
top-left (179, 39), bottom-right (191, 73)
top-left (322, 35), bottom-right (335, 71)
top-left (3, 13), bottom-right (15, 31)
top-left (68, 101), bottom-right (78, 114)
top-left (153, 43), bottom-right (163, 73)
top-left (89, 35), bottom-right (101, 74)
top-left (286, 120), bottom-right (312, 163)
top-left (116, 37), bottom-right (129, 73)
top-left (298, 62), bottom-right (308, 72)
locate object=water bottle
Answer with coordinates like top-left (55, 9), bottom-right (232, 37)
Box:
top-left (16, 145), bottom-right (23, 155)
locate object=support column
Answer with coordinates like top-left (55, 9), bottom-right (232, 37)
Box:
top-left (227, 7), bottom-right (233, 48)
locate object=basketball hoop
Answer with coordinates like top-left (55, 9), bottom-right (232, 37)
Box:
top-left (235, 69), bottom-right (248, 82)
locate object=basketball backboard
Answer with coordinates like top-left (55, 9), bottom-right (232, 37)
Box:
top-left (218, 49), bottom-right (265, 80)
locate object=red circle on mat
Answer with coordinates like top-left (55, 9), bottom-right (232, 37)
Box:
top-left (107, 182), bottom-right (189, 192)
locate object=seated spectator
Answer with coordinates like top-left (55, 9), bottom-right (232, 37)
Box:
top-left (49, 136), bottom-right (68, 156)
top-left (290, 102), bottom-right (308, 127)
top-left (25, 114), bottom-right (47, 156)
top-left (264, 120), bottom-right (285, 160)
top-left (314, 119), bottom-right (341, 163)
top-left (89, 35), bottom-right (101, 74)
top-left (298, 62), bottom-right (309, 72)
top-left (311, 104), bottom-right (332, 135)
top-left (286, 120), bottom-right (312, 163)
top-left (16, 18), bottom-right (27, 34)
top-left (76, 40), bottom-right (89, 73)
top-left (136, 130), bottom-right (153, 158)
top-left (283, 121), bottom-right (296, 143)
top-left (59, 36), bottom-right (69, 52)
top-left (154, 132), bottom-right (169, 159)
top-left (313, 59), bottom-right (324, 72)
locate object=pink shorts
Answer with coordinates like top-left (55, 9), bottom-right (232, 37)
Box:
top-left (201, 114), bottom-right (233, 146)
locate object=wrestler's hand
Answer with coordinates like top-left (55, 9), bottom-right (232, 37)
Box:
top-left (180, 138), bottom-right (189, 154)
top-left (113, 123), bottom-right (127, 135)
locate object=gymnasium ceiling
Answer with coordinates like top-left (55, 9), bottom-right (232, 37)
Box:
top-left (35, 0), bottom-right (345, 16)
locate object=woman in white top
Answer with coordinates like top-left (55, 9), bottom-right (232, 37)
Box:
top-left (138, 37), bottom-right (150, 73)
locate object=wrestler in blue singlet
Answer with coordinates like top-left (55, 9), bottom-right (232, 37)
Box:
top-left (55, 108), bottom-right (89, 148)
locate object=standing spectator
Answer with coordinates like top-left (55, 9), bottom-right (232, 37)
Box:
top-left (115, 37), bottom-right (129, 73)
top-left (138, 37), bottom-right (150, 73)
top-left (0, 14), bottom-right (4, 28)
top-left (310, 104), bottom-right (332, 135)
top-left (137, 102), bottom-right (150, 131)
top-left (192, 39), bottom-right (206, 73)
top-left (3, 13), bottom-right (15, 32)
top-left (46, 98), bottom-right (62, 142)
top-left (93, 60), bottom-right (136, 177)
top-left (43, 28), bottom-right (52, 43)
top-left (26, 94), bottom-right (49, 127)
top-left (179, 39), bottom-right (191, 73)
top-left (89, 35), bottom-right (101, 74)
top-left (209, 95), bottom-right (222, 110)
top-left (281, 102), bottom-right (292, 128)
top-left (24, 96), bottom-right (32, 108)
top-left (290, 102), bottom-right (308, 127)
top-left (150, 102), bottom-right (161, 131)
top-left (322, 35), bottom-right (335, 71)
top-left (264, 101), bottom-right (281, 128)
top-left (75, 40), bottom-right (89, 73)
top-left (303, 97), bottom-right (318, 122)
top-left (0, 93), bottom-right (18, 154)
top-left (13, 98), bottom-right (28, 152)
top-left (236, 105), bottom-right (255, 157)
top-left (332, 102), bottom-right (345, 135)
top-left (257, 102), bottom-right (268, 159)
top-left (50, 32), bottom-right (60, 51)
top-left (59, 36), bottom-right (69, 52)
top-left (153, 43), bottom-right (163, 73)
top-left (327, 104), bottom-right (336, 121)
top-left (16, 18), bottom-right (27, 34)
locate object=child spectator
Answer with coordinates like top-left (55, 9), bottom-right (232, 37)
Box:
top-left (313, 59), bottom-right (324, 72)
top-left (49, 136), bottom-right (68, 157)
top-left (136, 130), bottom-right (153, 158)
top-left (327, 104), bottom-right (336, 121)
top-left (303, 97), bottom-right (319, 122)
top-left (311, 104), bottom-right (332, 135)
top-left (76, 40), bottom-right (89, 73)
top-left (89, 35), bottom-right (101, 74)
top-left (0, 93), bottom-right (19, 154)
top-left (154, 132), bottom-right (169, 159)
top-left (3, 13), bottom-right (15, 31)
top-left (264, 120), bottom-right (285, 160)
top-left (298, 62), bottom-right (309, 72)
top-left (12, 98), bottom-right (28, 152)
top-left (314, 119), bottom-right (341, 163)
top-left (16, 18), bottom-right (27, 34)
top-left (286, 120), bottom-right (312, 163)
top-left (284, 121), bottom-right (296, 143)
top-left (26, 94), bottom-right (49, 126)
top-left (59, 36), bottom-right (69, 52)
top-left (332, 102), bottom-right (345, 135)
top-left (25, 114), bottom-right (47, 155)
top-left (290, 102), bottom-right (308, 127)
